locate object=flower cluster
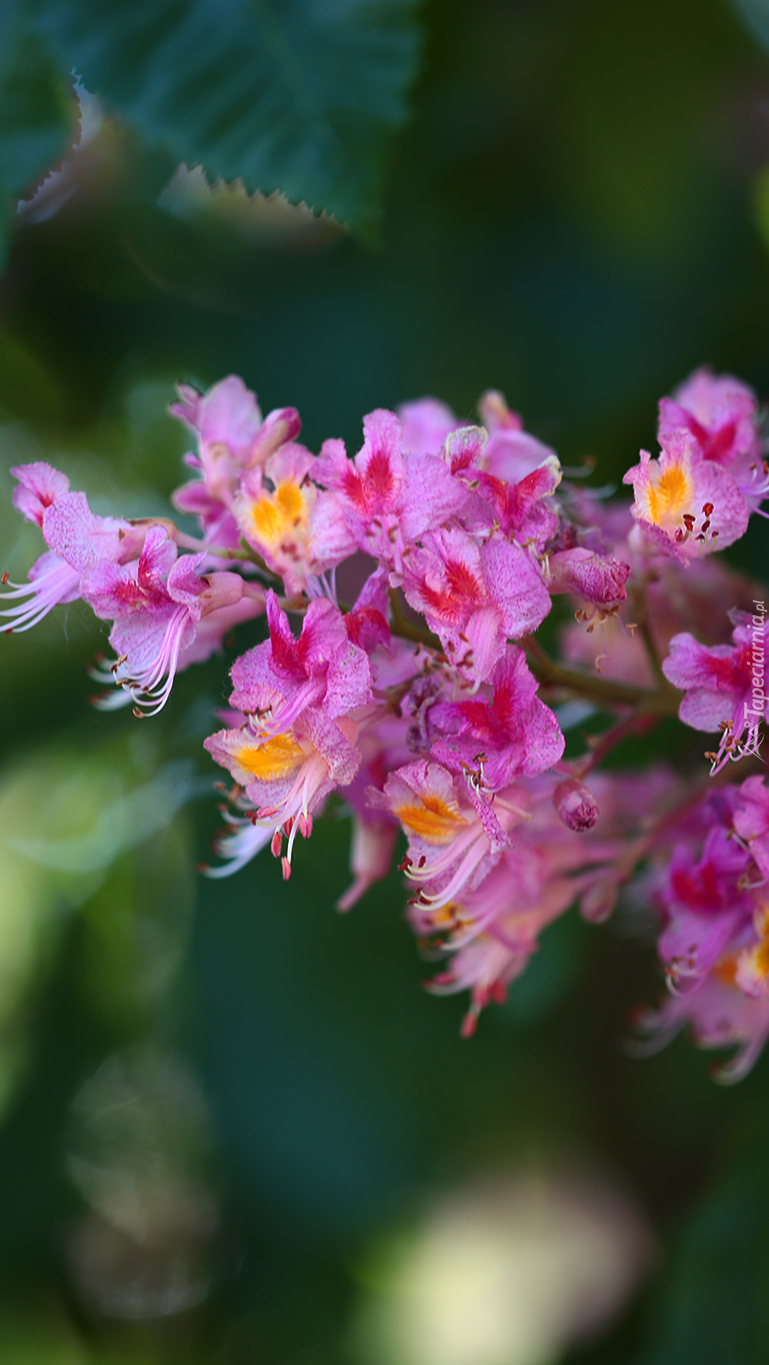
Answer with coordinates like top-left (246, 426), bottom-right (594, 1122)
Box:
top-left (4, 365), bottom-right (769, 1072)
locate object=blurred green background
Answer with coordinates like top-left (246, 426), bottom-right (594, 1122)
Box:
top-left (2, 0), bottom-right (769, 1360)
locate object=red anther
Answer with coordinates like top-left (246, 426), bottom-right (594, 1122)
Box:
top-left (283, 816), bottom-right (294, 836)
top-left (398, 855), bottom-right (412, 872)
top-left (701, 519), bottom-right (711, 534)
top-left (1, 572), bottom-right (8, 585)
top-left (682, 513), bottom-right (695, 529)
top-left (132, 707), bottom-right (145, 719)
top-left (299, 813), bottom-right (313, 838)
top-left (271, 829), bottom-right (283, 858)
top-left (702, 502), bottom-right (714, 516)
top-left (418, 854), bottom-right (426, 867)
top-left (281, 856), bottom-right (292, 881)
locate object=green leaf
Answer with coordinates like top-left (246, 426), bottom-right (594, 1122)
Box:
top-left (29, 0), bottom-right (424, 234)
top-left (0, 11), bottom-right (72, 269)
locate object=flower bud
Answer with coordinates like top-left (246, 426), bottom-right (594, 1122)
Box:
top-left (553, 778), bottom-right (599, 831)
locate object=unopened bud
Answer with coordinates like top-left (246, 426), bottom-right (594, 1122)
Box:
top-left (553, 778), bottom-right (599, 831)
top-left (249, 407), bottom-right (302, 466)
top-left (477, 389), bottom-right (523, 433)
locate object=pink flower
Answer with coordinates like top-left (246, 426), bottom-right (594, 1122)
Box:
top-left (659, 367), bottom-right (768, 513)
top-left (397, 397), bottom-right (460, 455)
top-left (205, 711), bottom-right (362, 880)
top-left (369, 761), bottom-right (528, 912)
top-left (637, 966), bottom-right (769, 1082)
top-left (460, 457), bottom-right (562, 550)
top-left (2, 467), bottom-right (141, 633)
top-left (337, 811), bottom-right (398, 912)
top-left (313, 409), bottom-right (467, 572)
top-left (11, 461), bottom-right (70, 526)
top-left (662, 613), bottom-right (767, 769)
top-left (84, 527), bottom-right (262, 714)
top-left (623, 436), bottom-right (749, 558)
top-left (401, 525), bottom-right (551, 684)
top-left (657, 826), bottom-right (754, 989)
top-left (405, 774), bottom-right (620, 1034)
top-left (478, 390), bottom-right (560, 484)
top-left (427, 647), bottom-right (564, 789)
top-left (204, 591), bottom-right (375, 876)
top-left (1, 552), bottom-right (81, 633)
top-left (553, 778), bottom-right (599, 831)
top-left (170, 376), bottom-right (301, 543)
top-left (734, 776), bottom-right (769, 881)
top-left (232, 442), bottom-right (356, 595)
top-left (227, 591), bottom-right (373, 735)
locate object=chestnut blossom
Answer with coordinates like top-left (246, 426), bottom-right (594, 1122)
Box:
top-left (6, 366), bottom-right (769, 1076)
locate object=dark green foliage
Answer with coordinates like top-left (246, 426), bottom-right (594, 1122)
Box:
top-left (21, 0), bottom-right (423, 235)
top-left (0, 10), bottom-right (71, 267)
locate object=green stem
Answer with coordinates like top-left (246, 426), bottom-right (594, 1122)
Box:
top-left (382, 600), bottom-right (679, 714)
top-left (388, 590), bottom-right (443, 650)
top-left (521, 635), bottom-right (678, 714)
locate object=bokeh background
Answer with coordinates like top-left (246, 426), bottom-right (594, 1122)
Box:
top-left (2, 0), bottom-right (769, 1360)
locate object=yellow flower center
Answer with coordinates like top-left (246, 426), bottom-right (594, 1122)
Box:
top-left (234, 731), bottom-right (304, 783)
top-left (395, 793), bottom-right (468, 844)
top-left (247, 480), bottom-right (308, 549)
top-left (643, 458), bottom-right (694, 529)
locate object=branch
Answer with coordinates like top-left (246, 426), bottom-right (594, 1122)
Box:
top-left (522, 636), bottom-right (679, 714)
